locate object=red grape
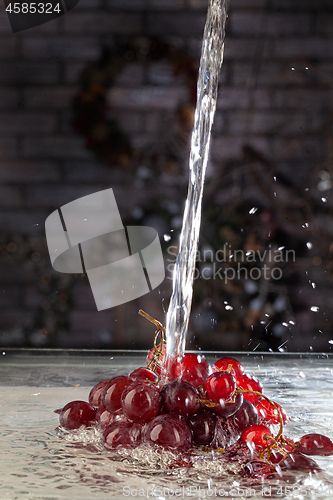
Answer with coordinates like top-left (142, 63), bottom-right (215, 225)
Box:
top-left (280, 453), bottom-right (321, 473)
top-left (101, 376), bottom-right (130, 414)
top-left (281, 435), bottom-right (296, 453)
top-left (236, 374), bottom-right (263, 404)
top-left (143, 414), bottom-right (192, 452)
top-left (59, 400), bottom-right (96, 430)
top-left (95, 405), bottom-right (115, 430)
top-left (89, 379), bottom-right (110, 407)
top-left (211, 418), bottom-right (241, 449)
top-left (168, 353), bottom-right (211, 388)
top-left (211, 392), bottom-right (243, 418)
top-left (147, 344), bottom-right (166, 374)
top-left (187, 409), bottom-right (217, 446)
top-left (255, 398), bottom-right (288, 425)
top-left (103, 421), bottom-right (142, 450)
top-left (121, 380), bottom-right (161, 422)
top-left (161, 380), bottom-right (200, 417)
top-left (129, 367), bottom-right (159, 383)
top-left (297, 433), bottom-right (333, 456)
top-left (241, 424), bottom-right (273, 450)
top-left (233, 398), bottom-right (259, 434)
top-left (267, 447), bottom-right (286, 464)
top-left (212, 357), bottom-right (244, 378)
top-left (243, 460), bottom-right (277, 479)
top-left (206, 371), bottom-right (236, 403)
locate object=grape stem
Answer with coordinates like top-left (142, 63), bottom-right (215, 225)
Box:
top-left (139, 310), bottom-right (166, 373)
top-left (280, 435), bottom-right (300, 449)
top-left (139, 309), bottom-right (165, 332)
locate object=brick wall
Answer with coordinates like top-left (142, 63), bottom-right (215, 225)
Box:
top-left (0, 0), bottom-right (332, 351)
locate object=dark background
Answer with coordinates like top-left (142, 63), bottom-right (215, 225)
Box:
top-left (0, 0), bottom-right (333, 352)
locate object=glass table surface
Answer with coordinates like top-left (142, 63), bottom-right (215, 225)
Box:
top-left (1, 349), bottom-right (333, 500)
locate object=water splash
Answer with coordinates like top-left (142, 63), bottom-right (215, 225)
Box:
top-left (165, 0), bottom-right (229, 358)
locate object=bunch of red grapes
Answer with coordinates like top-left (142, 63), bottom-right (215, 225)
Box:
top-left (56, 348), bottom-right (333, 477)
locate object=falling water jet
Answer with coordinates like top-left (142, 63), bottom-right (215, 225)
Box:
top-left (165, 0), bottom-right (229, 363)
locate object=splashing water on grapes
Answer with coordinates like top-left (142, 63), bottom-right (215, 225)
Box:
top-left (165, 0), bottom-right (229, 360)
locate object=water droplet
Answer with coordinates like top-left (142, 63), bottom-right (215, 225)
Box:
top-left (311, 282), bottom-right (316, 289)
top-left (278, 340), bottom-right (288, 351)
top-left (302, 222), bottom-right (309, 228)
top-left (278, 246), bottom-right (285, 251)
top-left (310, 306), bottom-right (319, 312)
top-left (291, 67), bottom-right (295, 70)
top-left (225, 305), bottom-right (233, 311)
top-left (321, 197), bottom-right (328, 203)
top-left (273, 176), bottom-right (277, 181)
top-left (329, 340), bottom-right (333, 345)
top-left (249, 207), bottom-right (258, 214)
top-left (289, 320), bottom-right (295, 325)
top-left (306, 242), bottom-right (313, 249)
top-left (282, 322), bottom-right (288, 327)
top-left (164, 234), bottom-right (171, 242)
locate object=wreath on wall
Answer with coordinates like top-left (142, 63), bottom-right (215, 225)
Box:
top-left (72, 37), bottom-right (199, 169)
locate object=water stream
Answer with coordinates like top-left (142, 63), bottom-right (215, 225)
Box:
top-left (165, 0), bottom-right (229, 359)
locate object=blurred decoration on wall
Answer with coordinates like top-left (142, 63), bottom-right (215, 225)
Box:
top-left (72, 37), bottom-right (198, 171)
